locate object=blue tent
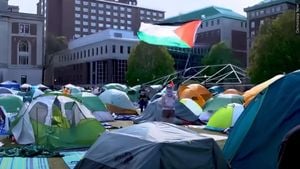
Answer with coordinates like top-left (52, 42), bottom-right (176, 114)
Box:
top-left (223, 70), bottom-right (300, 169)
top-left (0, 81), bottom-right (20, 90)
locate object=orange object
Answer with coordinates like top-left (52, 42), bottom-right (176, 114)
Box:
top-left (223, 89), bottom-right (243, 95)
top-left (178, 84), bottom-right (212, 107)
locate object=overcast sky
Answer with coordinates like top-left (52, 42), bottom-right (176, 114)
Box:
top-left (9, 0), bottom-right (262, 18)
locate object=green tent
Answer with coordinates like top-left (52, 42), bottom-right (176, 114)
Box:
top-left (0, 94), bottom-right (23, 113)
top-left (203, 93), bottom-right (244, 113)
top-left (11, 95), bottom-right (105, 150)
top-left (102, 83), bottom-right (128, 92)
top-left (75, 92), bottom-right (107, 112)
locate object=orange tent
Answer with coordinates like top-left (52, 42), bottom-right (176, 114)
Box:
top-left (178, 84), bottom-right (212, 107)
top-left (243, 74), bottom-right (284, 107)
top-left (223, 88), bottom-right (243, 95)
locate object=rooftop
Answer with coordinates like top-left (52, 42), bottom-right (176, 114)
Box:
top-left (244, 0), bottom-right (296, 11)
top-left (162, 6), bottom-right (246, 23)
top-left (68, 29), bottom-right (138, 49)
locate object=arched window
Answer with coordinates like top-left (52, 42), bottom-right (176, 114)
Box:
top-left (18, 40), bottom-right (30, 65)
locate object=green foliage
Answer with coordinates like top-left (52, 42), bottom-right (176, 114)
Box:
top-left (248, 11), bottom-right (300, 84)
top-left (126, 42), bottom-right (175, 86)
top-left (46, 34), bottom-right (68, 56)
top-left (201, 42), bottom-right (240, 75)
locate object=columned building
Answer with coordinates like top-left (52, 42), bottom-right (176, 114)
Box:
top-left (244, 0), bottom-right (296, 66)
top-left (49, 29), bottom-right (138, 87)
top-left (0, 0), bottom-right (44, 84)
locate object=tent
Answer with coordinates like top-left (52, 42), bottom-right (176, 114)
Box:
top-left (223, 89), bottom-right (243, 95)
top-left (75, 122), bottom-right (229, 169)
top-left (11, 95), bottom-right (105, 150)
top-left (102, 83), bottom-right (128, 92)
top-left (0, 81), bottom-right (20, 90)
top-left (208, 86), bottom-right (225, 96)
top-left (178, 84), bottom-right (211, 107)
top-left (203, 93), bottom-right (244, 113)
top-left (0, 94), bottom-right (23, 113)
top-left (99, 89), bottom-right (137, 115)
top-left (243, 74), bottom-right (284, 107)
top-left (205, 103), bottom-right (244, 132)
top-left (0, 87), bottom-right (18, 95)
top-left (75, 92), bottom-right (113, 122)
top-left (223, 70), bottom-right (300, 169)
top-left (133, 98), bottom-right (203, 125)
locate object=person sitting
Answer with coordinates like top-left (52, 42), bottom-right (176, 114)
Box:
top-left (160, 84), bottom-right (177, 123)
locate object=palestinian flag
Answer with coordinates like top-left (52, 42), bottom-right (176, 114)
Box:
top-left (137, 20), bottom-right (201, 48)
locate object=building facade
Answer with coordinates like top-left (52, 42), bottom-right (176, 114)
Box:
top-left (37, 0), bottom-right (165, 40)
top-left (163, 6), bottom-right (247, 68)
top-left (244, 0), bottom-right (296, 65)
top-left (48, 29), bottom-right (138, 87)
top-left (0, 0), bottom-right (44, 84)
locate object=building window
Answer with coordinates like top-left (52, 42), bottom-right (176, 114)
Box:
top-left (91, 15), bottom-right (96, 20)
top-left (75, 0), bottom-right (80, 5)
top-left (106, 4), bottom-right (111, 9)
top-left (153, 12), bottom-right (157, 16)
top-left (251, 21), bottom-right (255, 28)
top-left (120, 7), bottom-right (125, 11)
top-left (140, 10), bottom-right (145, 14)
top-left (91, 29), bottom-right (96, 33)
top-left (205, 21), bottom-right (208, 27)
top-left (127, 46), bottom-right (131, 54)
top-left (113, 12), bottom-right (118, 16)
top-left (120, 46), bottom-right (123, 54)
top-left (106, 24), bottom-right (111, 28)
top-left (113, 18), bottom-right (118, 23)
top-left (83, 14), bottom-right (88, 19)
top-left (98, 3), bottom-right (104, 8)
top-left (75, 7), bottom-right (81, 11)
top-left (241, 22), bottom-right (243, 28)
top-left (83, 8), bottom-right (88, 12)
top-left (113, 25), bottom-right (118, 29)
top-left (91, 22), bottom-right (96, 26)
top-left (217, 19), bottom-right (220, 25)
top-left (75, 27), bottom-right (80, 31)
top-left (83, 1), bottom-right (88, 5)
top-left (91, 2), bottom-right (96, 7)
top-left (120, 20), bottom-right (125, 24)
top-left (18, 40), bottom-right (30, 65)
top-left (112, 45), bottom-right (116, 53)
top-left (75, 20), bottom-right (80, 25)
top-left (83, 28), bottom-right (88, 32)
top-left (146, 11), bottom-right (151, 15)
top-left (98, 16), bottom-right (104, 21)
top-left (158, 13), bottom-right (163, 17)
top-left (83, 21), bottom-right (88, 26)
top-left (211, 20), bottom-right (214, 26)
top-left (113, 6), bottom-right (118, 10)
top-left (127, 20), bottom-right (132, 24)
top-left (98, 23), bottom-right (104, 27)
top-left (75, 13), bottom-right (80, 18)
top-left (127, 8), bottom-right (132, 12)
top-left (105, 45), bottom-right (108, 53)
top-left (120, 13), bottom-right (125, 17)
top-left (19, 23), bottom-right (30, 34)
top-left (127, 14), bottom-right (132, 18)
top-left (260, 20), bottom-right (264, 26)
top-left (106, 11), bottom-right (111, 15)
top-left (251, 31), bottom-right (255, 37)
top-left (106, 18), bottom-right (111, 22)
top-left (99, 10), bottom-right (104, 14)
top-left (91, 9), bottom-right (96, 13)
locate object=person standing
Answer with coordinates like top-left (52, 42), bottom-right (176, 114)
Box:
top-left (138, 87), bottom-right (150, 112)
top-left (161, 84), bottom-right (177, 123)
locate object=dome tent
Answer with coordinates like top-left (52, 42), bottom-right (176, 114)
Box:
top-left (75, 122), bottom-right (229, 169)
top-left (11, 95), bottom-right (105, 150)
top-left (0, 94), bottom-right (23, 113)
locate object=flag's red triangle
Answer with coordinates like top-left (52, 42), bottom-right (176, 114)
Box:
top-left (174, 20), bottom-right (202, 48)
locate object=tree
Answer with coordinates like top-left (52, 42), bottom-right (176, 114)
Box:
top-left (43, 34), bottom-right (68, 84)
top-left (248, 11), bottom-right (300, 84)
top-left (126, 42), bottom-right (175, 86)
top-left (201, 42), bottom-right (240, 75)
top-left (202, 42), bottom-right (239, 66)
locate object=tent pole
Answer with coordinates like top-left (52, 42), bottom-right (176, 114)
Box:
top-left (183, 50), bottom-right (191, 76)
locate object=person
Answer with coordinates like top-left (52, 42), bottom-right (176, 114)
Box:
top-left (138, 87), bottom-right (150, 112)
top-left (161, 84), bottom-right (177, 123)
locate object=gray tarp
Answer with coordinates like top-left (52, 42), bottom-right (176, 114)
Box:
top-left (75, 122), bottom-right (229, 169)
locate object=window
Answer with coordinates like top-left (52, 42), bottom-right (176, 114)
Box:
top-left (83, 8), bottom-right (88, 12)
top-left (251, 21), bottom-right (255, 28)
top-left (19, 23), bottom-right (30, 34)
top-left (91, 29), bottom-right (96, 33)
top-left (113, 25), bottom-right (118, 29)
top-left (241, 22), bottom-right (243, 28)
top-left (98, 16), bottom-right (104, 21)
top-left (153, 12), bottom-right (157, 16)
top-left (83, 28), bottom-right (88, 32)
top-left (91, 22), bottom-right (96, 26)
top-left (127, 14), bottom-right (132, 18)
top-left (83, 21), bottom-right (88, 26)
top-left (99, 10), bottom-right (104, 14)
top-left (112, 45), bottom-right (116, 53)
top-left (205, 21), bottom-right (208, 27)
top-left (140, 10), bottom-right (145, 14)
top-left (127, 20), bottom-right (132, 24)
top-left (75, 0), bottom-right (80, 4)
top-left (127, 8), bottom-right (132, 12)
top-left (91, 16), bottom-right (96, 20)
top-left (105, 45), bottom-right (108, 53)
top-left (75, 7), bottom-right (80, 11)
top-left (83, 14), bottom-right (88, 19)
top-left (98, 23), bottom-right (104, 27)
top-left (75, 20), bottom-right (80, 25)
top-left (113, 6), bottom-right (118, 10)
top-left (120, 46), bottom-right (123, 54)
top-left (106, 24), bottom-right (111, 28)
top-left (127, 26), bottom-right (132, 30)
top-left (106, 4), bottom-right (111, 9)
top-left (18, 40), bottom-right (30, 65)
top-left (260, 10), bottom-right (264, 15)
top-left (113, 18), bottom-right (118, 23)
top-left (146, 11), bottom-right (151, 15)
top-left (127, 46), bottom-right (131, 54)
top-left (75, 27), bottom-right (80, 31)
top-left (120, 26), bottom-right (125, 30)
top-left (106, 11), bottom-right (111, 15)
top-left (83, 1), bottom-right (88, 5)
top-left (217, 19), bottom-right (220, 25)
top-left (260, 20), bottom-right (264, 25)
top-left (120, 20), bottom-right (125, 24)
top-left (91, 9), bottom-right (96, 13)
top-left (158, 13), bottom-right (163, 17)
top-left (211, 20), bottom-right (214, 26)
top-left (98, 3), bottom-right (104, 8)
top-left (91, 2), bottom-right (96, 7)
top-left (106, 18), bottom-right (111, 22)
top-left (120, 13), bottom-right (125, 17)
top-left (251, 31), bottom-right (255, 37)
top-left (120, 7), bottom-right (125, 11)
top-left (75, 13), bottom-right (80, 18)
top-left (113, 12), bottom-right (118, 16)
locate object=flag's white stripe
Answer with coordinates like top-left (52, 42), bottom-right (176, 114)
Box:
top-left (139, 22), bottom-right (180, 38)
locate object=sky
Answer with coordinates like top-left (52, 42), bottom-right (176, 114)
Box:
top-left (8, 0), bottom-right (262, 18)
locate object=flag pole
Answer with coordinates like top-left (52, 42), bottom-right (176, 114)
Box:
top-left (183, 49), bottom-right (191, 76)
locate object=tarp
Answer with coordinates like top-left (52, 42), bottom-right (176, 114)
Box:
top-left (75, 122), bottom-right (229, 169)
top-left (223, 70), bottom-right (300, 169)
